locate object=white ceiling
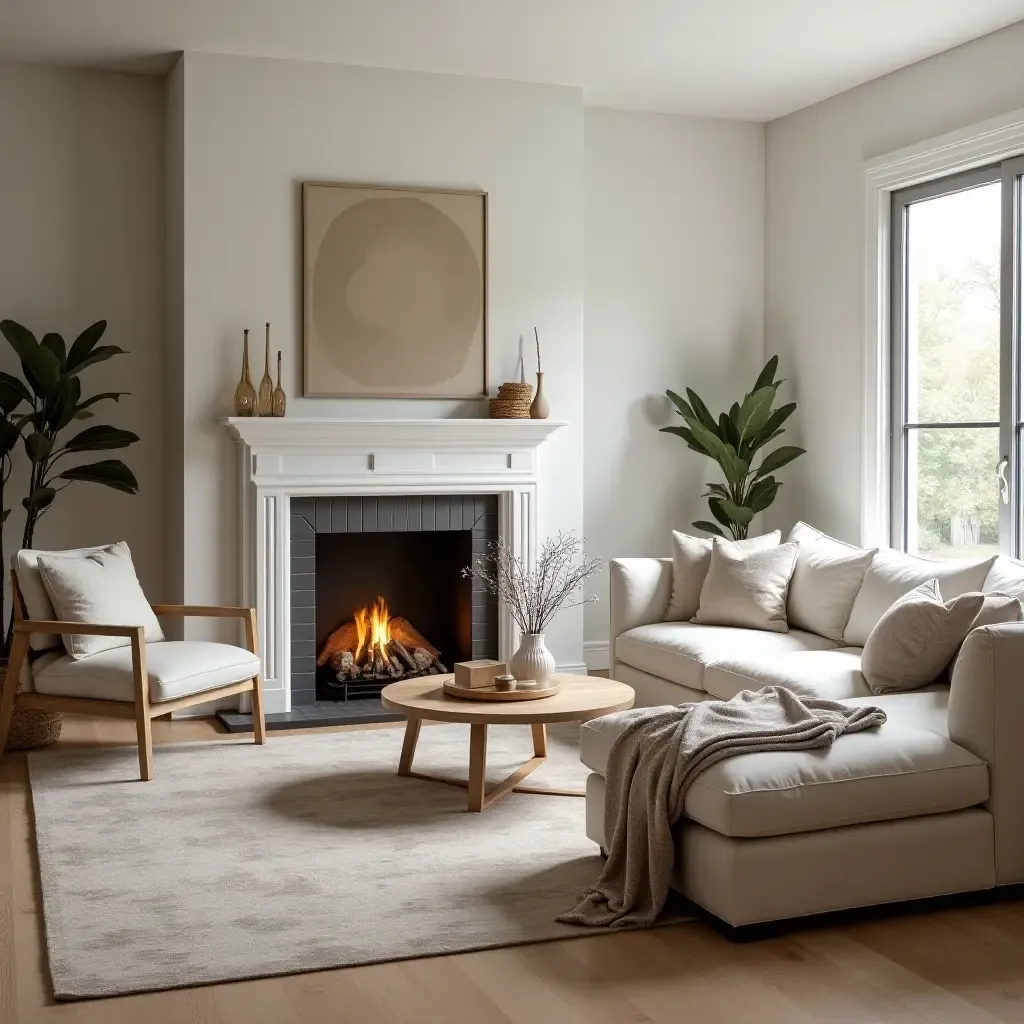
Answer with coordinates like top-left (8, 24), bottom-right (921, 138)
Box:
top-left (3, 0), bottom-right (1024, 120)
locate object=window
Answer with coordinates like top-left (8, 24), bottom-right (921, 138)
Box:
top-left (890, 156), bottom-right (1024, 558)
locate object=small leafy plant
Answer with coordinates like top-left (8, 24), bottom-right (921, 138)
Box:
top-left (0, 319), bottom-right (139, 646)
top-left (661, 355), bottom-right (805, 540)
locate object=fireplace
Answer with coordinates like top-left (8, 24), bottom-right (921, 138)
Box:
top-left (290, 495), bottom-right (499, 707)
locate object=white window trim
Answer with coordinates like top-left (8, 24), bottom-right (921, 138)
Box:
top-left (862, 108), bottom-right (1024, 547)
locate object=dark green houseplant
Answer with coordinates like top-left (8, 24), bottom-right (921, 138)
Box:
top-left (661, 355), bottom-right (805, 540)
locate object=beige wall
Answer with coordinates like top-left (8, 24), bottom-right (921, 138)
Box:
top-left (583, 108), bottom-right (765, 658)
top-left (765, 21), bottom-right (1024, 543)
top-left (0, 61), bottom-right (166, 598)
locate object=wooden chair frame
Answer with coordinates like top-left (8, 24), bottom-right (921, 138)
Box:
top-left (0, 575), bottom-right (266, 780)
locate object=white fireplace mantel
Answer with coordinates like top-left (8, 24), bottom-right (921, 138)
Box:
top-left (223, 417), bottom-right (566, 714)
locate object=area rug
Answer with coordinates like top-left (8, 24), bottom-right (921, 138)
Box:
top-left (28, 723), bottom-right (617, 999)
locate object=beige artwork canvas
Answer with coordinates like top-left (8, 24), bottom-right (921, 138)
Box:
top-left (303, 182), bottom-right (488, 398)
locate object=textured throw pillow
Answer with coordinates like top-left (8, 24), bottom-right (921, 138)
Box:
top-left (861, 580), bottom-right (985, 695)
top-left (844, 550), bottom-right (995, 647)
top-left (36, 542), bottom-right (164, 659)
top-left (692, 539), bottom-right (799, 633)
top-left (785, 522), bottom-right (876, 641)
top-left (946, 592), bottom-right (1023, 680)
top-left (665, 530), bottom-right (780, 621)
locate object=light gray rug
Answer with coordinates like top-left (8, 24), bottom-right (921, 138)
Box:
top-left (28, 723), bottom-right (613, 999)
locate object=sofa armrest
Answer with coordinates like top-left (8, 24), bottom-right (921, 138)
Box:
top-left (948, 622), bottom-right (1024, 884)
top-left (609, 558), bottom-right (673, 643)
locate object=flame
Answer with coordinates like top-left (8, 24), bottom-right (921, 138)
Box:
top-left (353, 596), bottom-right (391, 663)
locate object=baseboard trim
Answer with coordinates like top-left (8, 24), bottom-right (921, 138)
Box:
top-left (556, 662), bottom-right (589, 675)
top-left (583, 641), bottom-right (609, 671)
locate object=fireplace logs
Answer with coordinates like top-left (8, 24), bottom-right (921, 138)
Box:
top-left (318, 597), bottom-right (448, 686)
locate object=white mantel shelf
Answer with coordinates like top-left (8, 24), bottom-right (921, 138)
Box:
top-left (223, 416), bottom-right (565, 715)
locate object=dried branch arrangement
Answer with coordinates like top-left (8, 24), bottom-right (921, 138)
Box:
top-left (462, 532), bottom-right (601, 635)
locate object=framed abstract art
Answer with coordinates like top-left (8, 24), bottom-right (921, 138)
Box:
top-left (302, 182), bottom-right (488, 398)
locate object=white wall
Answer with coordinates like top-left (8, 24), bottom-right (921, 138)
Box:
top-left (0, 61), bottom-right (166, 599)
top-left (583, 109), bottom-right (765, 659)
top-left (765, 21), bottom-right (1024, 543)
top-left (174, 52), bottom-right (586, 667)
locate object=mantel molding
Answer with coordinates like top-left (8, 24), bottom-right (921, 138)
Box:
top-left (222, 417), bottom-right (566, 452)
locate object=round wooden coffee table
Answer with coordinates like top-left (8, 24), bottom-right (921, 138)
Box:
top-left (381, 673), bottom-right (635, 812)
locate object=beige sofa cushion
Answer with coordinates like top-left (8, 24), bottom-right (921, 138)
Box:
top-left (844, 550), bottom-right (994, 646)
top-left (581, 690), bottom-right (987, 839)
top-left (785, 522), bottom-right (876, 641)
top-left (692, 540), bottom-right (799, 633)
top-left (666, 531), bottom-right (780, 622)
top-left (614, 621), bottom-right (838, 692)
top-left (33, 641), bottom-right (260, 704)
top-left (984, 555), bottom-right (1024, 600)
top-left (703, 649), bottom-right (872, 702)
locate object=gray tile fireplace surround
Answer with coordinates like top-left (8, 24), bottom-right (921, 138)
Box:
top-left (220, 494), bottom-right (499, 733)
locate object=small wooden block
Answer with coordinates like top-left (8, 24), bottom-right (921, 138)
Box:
top-left (454, 659), bottom-right (508, 689)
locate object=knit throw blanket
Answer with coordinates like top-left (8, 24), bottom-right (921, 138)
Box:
top-left (559, 686), bottom-right (886, 928)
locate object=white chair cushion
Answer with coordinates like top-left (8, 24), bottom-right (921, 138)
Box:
top-left (14, 545), bottom-right (108, 651)
top-left (32, 641), bottom-right (259, 704)
top-left (35, 542), bottom-right (164, 659)
top-left (785, 522), bottom-right (876, 641)
top-left (703, 649), bottom-right (873, 702)
top-left (615, 621), bottom-right (838, 692)
top-left (844, 550), bottom-right (994, 647)
top-left (581, 690), bottom-right (987, 838)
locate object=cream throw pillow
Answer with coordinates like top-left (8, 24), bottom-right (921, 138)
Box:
top-left (36, 542), bottom-right (164, 660)
top-left (665, 530), bottom-right (780, 621)
top-left (861, 580), bottom-right (985, 695)
top-left (946, 592), bottom-right (1022, 681)
top-left (692, 539), bottom-right (799, 633)
top-left (786, 522), bottom-right (876, 641)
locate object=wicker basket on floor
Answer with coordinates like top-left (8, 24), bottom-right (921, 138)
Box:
top-left (1, 661), bottom-right (63, 751)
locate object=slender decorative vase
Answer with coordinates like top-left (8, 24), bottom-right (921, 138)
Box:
top-left (272, 351), bottom-right (287, 417)
top-left (509, 633), bottom-right (556, 688)
top-left (257, 323), bottom-right (274, 415)
top-left (530, 372), bottom-right (549, 419)
top-left (233, 329), bottom-right (258, 417)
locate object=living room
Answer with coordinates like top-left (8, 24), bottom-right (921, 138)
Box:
top-left (3, 2), bottom-right (1024, 1020)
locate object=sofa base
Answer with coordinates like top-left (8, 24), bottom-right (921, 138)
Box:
top-left (611, 662), bottom-right (705, 707)
top-left (585, 772), bottom-right (996, 927)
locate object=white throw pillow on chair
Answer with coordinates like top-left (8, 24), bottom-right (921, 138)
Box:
top-left (35, 542), bottom-right (164, 659)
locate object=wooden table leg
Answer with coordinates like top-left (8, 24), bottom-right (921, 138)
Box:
top-left (531, 722), bottom-right (547, 758)
top-left (467, 723), bottom-right (488, 812)
top-left (398, 717), bottom-right (421, 776)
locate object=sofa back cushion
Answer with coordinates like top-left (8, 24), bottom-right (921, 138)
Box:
top-left (861, 580), bottom-right (984, 695)
top-left (785, 522), bottom-right (876, 642)
top-left (985, 556), bottom-right (1024, 601)
top-left (693, 539), bottom-right (799, 633)
top-left (844, 550), bottom-right (995, 647)
top-left (665, 530), bottom-right (780, 622)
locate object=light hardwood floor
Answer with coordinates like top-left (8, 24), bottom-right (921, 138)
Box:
top-left (5, 715), bottom-right (1024, 1024)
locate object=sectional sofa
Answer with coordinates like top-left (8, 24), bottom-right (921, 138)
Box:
top-left (582, 524), bottom-right (1024, 929)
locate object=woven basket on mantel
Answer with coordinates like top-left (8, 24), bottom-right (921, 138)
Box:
top-left (2, 662), bottom-right (62, 751)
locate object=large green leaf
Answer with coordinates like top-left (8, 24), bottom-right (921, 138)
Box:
top-left (0, 371), bottom-right (32, 410)
top-left (718, 412), bottom-right (739, 447)
top-left (0, 418), bottom-right (20, 457)
top-left (747, 476), bottom-right (780, 514)
top-left (737, 386), bottom-right (776, 442)
top-left (750, 402), bottom-right (796, 450)
top-left (659, 425), bottom-right (703, 452)
top-left (665, 389), bottom-right (695, 421)
top-left (48, 377), bottom-right (81, 432)
top-left (23, 432), bottom-right (52, 464)
top-left (753, 355), bottom-right (779, 391)
top-left (22, 486), bottom-right (55, 513)
top-left (708, 497), bottom-right (732, 528)
top-left (65, 320), bottom-right (107, 372)
top-left (718, 500), bottom-right (755, 528)
top-left (1, 320), bottom-right (59, 393)
top-left (691, 520), bottom-right (725, 538)
top-left (63, 424), bottom-right (139, 452)
top-left (755, 445), bottom-right (806, 478)
top-left (57, 459), bottom-right (139, 494)
top-left (685, 388), bottom-right (718, 433)
top-left (68, 344), bottom-right (126, 374)
top-left (40, 332), bottom-right (67, 369)
top-left (702, 482), bottom-right (731, 500)
top-left (688, 422), bottom-right (744, 484)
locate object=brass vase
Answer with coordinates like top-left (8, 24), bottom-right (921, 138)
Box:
top-left (272, 351), bottom-right (287, 417)
top-left (257, 323), bottom-right (274, 416)
top-left (233, 329), bottom-right (257, 417)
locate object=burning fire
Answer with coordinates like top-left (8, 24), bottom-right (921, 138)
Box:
top-left (354, 596), bottom-right (391, 664)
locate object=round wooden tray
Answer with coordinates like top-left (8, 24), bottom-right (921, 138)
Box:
top-left (442, 679), bottom-right (562, 702)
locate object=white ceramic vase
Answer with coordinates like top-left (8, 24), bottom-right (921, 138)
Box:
top-left (509, 632), bottom-right (556, 688)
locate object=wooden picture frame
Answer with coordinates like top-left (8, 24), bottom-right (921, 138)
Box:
top-left (302, 182), bottom-right (488, 399)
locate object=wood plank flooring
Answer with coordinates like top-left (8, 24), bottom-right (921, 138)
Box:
top-left (4, 714), bottom-right (1024, 1023)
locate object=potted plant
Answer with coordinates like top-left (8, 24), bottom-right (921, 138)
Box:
top-left (0, 319), bottom-right (140, 750)
top-left (661, 355), bottom-right (805, 540)
top-left (462, 532), bottom-right (601, 688)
